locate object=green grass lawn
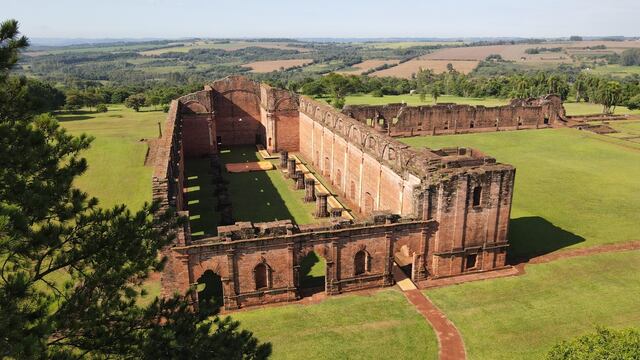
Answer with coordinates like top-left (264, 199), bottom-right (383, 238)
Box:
top-left (57, 105), bottom-right (162, 210)
top-left (427, 250), bottom-right (640, 360)
top-left (586, 64), bottom-right (640, 77)
top-left (185, 146), bottom-right (317, 237)
top-left (345, 94), bottom-right (640, 116)
top-left (232, 289), bottom-right (438, 360)
top-left (402, 128), bottom-right (640, 259)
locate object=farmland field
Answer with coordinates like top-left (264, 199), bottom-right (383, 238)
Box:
top-left (427, 250), bottom-right (640, 360)
top-left (371, 58), bottom-right (479, 77)
top-left (368, 41), bottom-right (465, 49)
top-left (402, 128), bottom-right (640, 259)
top-left (139, 40), bottom-right (309, 55)
top-left (244, 59), bottom-right (314, 72)
top-left (585, 64), bottom-right (640, 77)
top-left (338, 59), bottom-right (400, 74)
top-left (233, 289), bottom-right (438, 360)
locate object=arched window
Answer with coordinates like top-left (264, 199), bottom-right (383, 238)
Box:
top-left (255, 263), bottom-right (269, 290)
top-left (354, 250), bottom-right (368, 275)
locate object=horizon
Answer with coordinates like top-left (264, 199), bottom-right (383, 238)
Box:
top-left (6, 0), bottom-right (640, 40)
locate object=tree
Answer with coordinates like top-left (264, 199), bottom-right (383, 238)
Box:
top-left (0, 18), bottom-right (270, 359)
top-left (431, 81), bottom-right (443, 103)
top-left (595, 81), bottom-right (623, 114)
top-left (0, 19), bottom-right (28, 82)
top-left (620, 48), bottom-right (640, 66)
top-left (546, 327), bottom-right (640, 360)
top-left (125, 93), bottom-right (147, 112)
top-left (96, 103), bottom-right (108, 113)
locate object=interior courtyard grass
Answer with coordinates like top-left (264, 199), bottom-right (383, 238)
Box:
top-left (232, 289), bottom-right (438, 360)
top-left (426, 250), bottom-right (640, 360)
top-left (184, 146), bottom-right (319, 236)
top-left (401, 128), bottom-right (640, 259)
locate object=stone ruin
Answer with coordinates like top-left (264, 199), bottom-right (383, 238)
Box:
top-left (153, 76), bottom-right (526, 310)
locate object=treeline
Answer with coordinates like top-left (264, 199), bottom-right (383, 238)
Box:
top-left (524, 47), bottom-right (563, 54)
top-left (293, 68), bottom-right (639, 113)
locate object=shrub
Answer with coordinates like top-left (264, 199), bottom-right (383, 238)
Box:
top-left (626, 94), bottom-right (640, 110)
top-left (95, 104), bottom-right (108, 113)
top-left (162, 104), bottom-right (170, 113)
top-left (546, 327), bottom-right (640, 360)
top-left (371, 89), bottom-right (384, 97)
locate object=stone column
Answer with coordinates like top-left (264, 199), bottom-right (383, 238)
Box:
top-left (304, 178), bottom-right (316, 202)
top-left (279, 150), bottom-right (288, 169)
top-left (287, 158), bottom-right (296, 178)
top-left (315, 193), bottom-right (329, 218)
top-left (295, 171), bottom-right (305, 190)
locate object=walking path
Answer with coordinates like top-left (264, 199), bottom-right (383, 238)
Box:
top-left (393, 265), bottom-right (466, 360)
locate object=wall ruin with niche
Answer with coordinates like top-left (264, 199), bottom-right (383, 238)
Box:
top-left (342, 95), bottom-right (566, 137)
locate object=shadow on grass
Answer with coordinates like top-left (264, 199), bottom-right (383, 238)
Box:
top-left (299, 252), bottom-right (326, 297)
top-left (507, 216), bottom-right (585, 264)
top-left (57, 115), bottom-right (94, 122)
top-left (185, 157), bottom-right (218, 237)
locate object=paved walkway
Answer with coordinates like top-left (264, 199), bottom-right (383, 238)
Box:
top-left (393, 265), bottom-right (466, 360)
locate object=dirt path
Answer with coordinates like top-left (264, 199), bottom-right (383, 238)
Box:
top-left (393, 265), bottom-right (466, 360)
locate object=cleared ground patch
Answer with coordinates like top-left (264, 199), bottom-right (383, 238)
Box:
top-left (337, 59), bottom-right (400, 75)
top-left (243, 59), bottom-right (314, 73)
top-left (427, 250), bottom-right (640, 360)
top-left (402, 128), bottom-right (640, 259)
top-left (371, 58), bottom-right (479, 78)
top-left (232, 289), bottom-right (438, 360)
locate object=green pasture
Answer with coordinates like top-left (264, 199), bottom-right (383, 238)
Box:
top-left (427, 250), bottom-right (640, 360)
top-left (585, 64), bottom-right (640, 77)
top-left (57, 104), bottom-right (162, 210)
top-left (232, 289), bottom-right (438, 360)
top-left (402, 128), bottom-right (640, 259)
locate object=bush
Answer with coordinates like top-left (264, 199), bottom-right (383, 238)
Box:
top-left (546, 327), bottom-right (640, 360)
top-left (371, 89), bottom-right (384, 97)
top-left (626, 95), bottom-right (640, 110)
top-left (162, 104), bottom-right (170, 113)
top-left (95, 104), bottom-right (108, 113)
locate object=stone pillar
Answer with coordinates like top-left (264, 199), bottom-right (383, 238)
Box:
top-left (280, 150), bottom-right (288, 169)
top-left (304, 178), bottom-right (316, 202)
top-left (295, 171), bottom-right (305, 190)
top-left (287, 158), bottom-right (296, 178)
top-left (315, 193), bottom-right (329, 218)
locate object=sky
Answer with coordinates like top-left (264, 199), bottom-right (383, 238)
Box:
top-left (4, 0), bottom-right (640, 39)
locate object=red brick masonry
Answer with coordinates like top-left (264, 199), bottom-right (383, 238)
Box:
top-left (150, 76), bottom-right (555, 310)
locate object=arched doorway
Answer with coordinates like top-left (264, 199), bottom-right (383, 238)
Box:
top-left (197, 270), bottom-right (224, 311)
top-left (298, 251), bottom-right (326, 297)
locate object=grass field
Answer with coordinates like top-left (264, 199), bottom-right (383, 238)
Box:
top-left (232, 289), bottom-right (438, 360)
top-left (185, 146), bottom-right (317, 237)
top-left (57, 105), bottom-right (162, 210)
top-left (427, 250), bottom-right (640, 360)
top-left (585, 64), bottom-right (640, 77)
top-left (402, 128), bottom-right (640, 259)
top-left (563, 101), bottom-right (640, 116)
top-left (368, 41), bottom-right (465, 49)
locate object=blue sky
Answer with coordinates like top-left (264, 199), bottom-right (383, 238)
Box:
top-left (4, 0), bottom-right (640, 39)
